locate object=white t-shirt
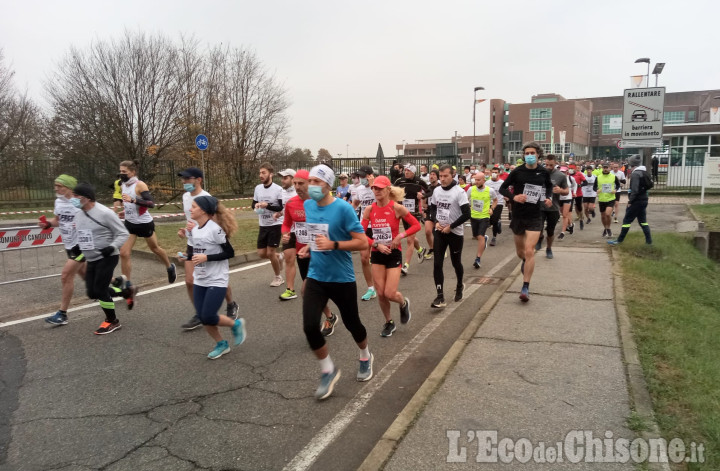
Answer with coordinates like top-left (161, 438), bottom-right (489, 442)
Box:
top-left (429, 184), bottom-right (469, 236)
top-left (353, 186), bottom-right (376, 212)
top-left (54, 197), bottom-right (80, 249)
top-left (189, 219), bottom-right (229, 288)
top-left (582, 175), bottom-right (597, 198)
top-left (485, 179), bottom-right (505, 206)
top-left (612, 170), bottom-right (626, 189)
top-left (253, 183), bottom-right (283, 227)
top-left (419, 173), bottom-right (430, 185)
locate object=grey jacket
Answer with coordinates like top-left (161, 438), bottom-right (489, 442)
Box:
top-left (74, 202), bottom-right (129, 262)
top-left (628, 166), bottom-right (649, 204)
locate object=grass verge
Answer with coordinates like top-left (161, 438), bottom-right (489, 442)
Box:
top-left (618, 232), bottom-right (719, 469)
top-left (690, 203), bottom-right (720, 231)
top-left (134, 218), bottom-right (259, 256)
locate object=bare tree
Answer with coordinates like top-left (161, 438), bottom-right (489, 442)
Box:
top-left (0, 50), bottom-right (40, 161)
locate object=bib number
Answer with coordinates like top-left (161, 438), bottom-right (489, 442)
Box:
top-left (308, 223), bottom-right (330, 252)
top-left (601, 183), bottom-right (612, 193)
top-left (124, 204), bottom-right (137, 219)
top-left (402, 199), bottom-right (415, 213)
top-left (77, 229), bottom-right (95, 251)
top-left (472, 199), bottom-right (484, 213)
top-left (437, 207), bottom-right (450, 224)
top-left (523, 184), bottom-right (542, 204)
top-left (193, 246), bottom-right (206, 276)
top-left (295, 222), bottom-right (310, 244)
top-left (373, 225), bottom-right (393, 244)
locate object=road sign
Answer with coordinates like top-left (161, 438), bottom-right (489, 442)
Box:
top-left (195, 134), bottom-right (209, 151)
top-left (569, 153), bottom-right (575, 158)
top-left (618, 140), bottom-right (663, 149)
top-left (621, 87), bottom-right (665, 146)
top-left (616, 140), bottom-right (623, 149)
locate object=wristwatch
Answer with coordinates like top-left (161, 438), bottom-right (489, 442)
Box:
top-left (372, 242), bottom-right (379, 248)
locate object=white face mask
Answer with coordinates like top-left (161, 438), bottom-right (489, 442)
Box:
top-left (56, 193), bottom-right (65, 198)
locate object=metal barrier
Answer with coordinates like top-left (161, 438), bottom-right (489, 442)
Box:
top-left (0, 226), bottom-right (66, 285)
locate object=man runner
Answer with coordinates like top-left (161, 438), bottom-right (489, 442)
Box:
top-left (468, 172), bottom-right (498, 268)
top-left (596, 163), bottom-right (622, 238)
top-left (535, 155), bottom-right (569, 259)
top-left (392, 163), bottom-right (428, 275)
top-left (351, 165), bottom-right (378, 301)
top-left (608, 154), bottom-right (653, 246)
top-left (253, 162), bottom-right (284, 287)
top-left (276, 169), bottom-right (298, 300)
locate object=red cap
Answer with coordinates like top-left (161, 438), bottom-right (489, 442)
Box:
top-left (294, 169), bottom-right (310, 180)
top-left (371, 175), bottom-right (391, 189)
top-left (568, 164), bottom-right (577, 169)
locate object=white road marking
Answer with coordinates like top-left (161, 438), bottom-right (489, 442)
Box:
top-left (0, 261), bottom-right (270, 329)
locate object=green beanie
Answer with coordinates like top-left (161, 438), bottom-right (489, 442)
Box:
top-left (54, 174), bottom-right (77, 190)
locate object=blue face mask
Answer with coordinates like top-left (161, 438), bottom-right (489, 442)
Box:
top-left (70, 197), bottom-right (82, 209)
top-left (183, 183), bottom-right (196, 192)
top-left (525, 155), bottom-right (538, 165)
top-left (308, 185), bottom-right (325, 201)
top-left (360, 178), bottom-right (369, 186)
top-left (254, 207), bottom-right (265, 214)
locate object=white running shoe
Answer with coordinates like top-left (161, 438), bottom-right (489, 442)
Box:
top-left (270, 275), bottom-right (284, 287)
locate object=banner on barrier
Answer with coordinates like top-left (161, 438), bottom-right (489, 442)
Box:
top-left (0, 227), bottom-right (62, 250)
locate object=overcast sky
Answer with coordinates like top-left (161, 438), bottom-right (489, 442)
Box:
top-left (1, 0), bottom-right (718, 158)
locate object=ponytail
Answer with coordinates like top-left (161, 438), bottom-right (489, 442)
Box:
top-left (388, 185), bottom-right (405, 202)
top-left (213, 203), bottom-right (237, 237)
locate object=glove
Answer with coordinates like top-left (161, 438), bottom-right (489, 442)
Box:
top-left (100, 246), bottom-right (115, 257)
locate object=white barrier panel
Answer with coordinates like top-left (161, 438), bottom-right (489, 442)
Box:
top-left (0, 227), bottom-right (62, 250)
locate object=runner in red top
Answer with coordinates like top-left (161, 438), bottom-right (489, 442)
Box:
top-left (569, 164), bottom-right (586, 225)
top-left (361, 176), bottom-right (421, 337)
top-left (281, 170), bottom-right (337, 336)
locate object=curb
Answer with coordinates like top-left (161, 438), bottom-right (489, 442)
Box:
top-left (357, 260), bottom-right (521, 471)
top-left (609, 249), bottom-right (671, 471)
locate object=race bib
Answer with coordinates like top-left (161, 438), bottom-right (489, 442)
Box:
top-left (437, 207), bottom-right (450, 223)
top-left (583, 185), bottom-right (595, 196)
top-left (402, 199), bottom-right (415, 213)
top-left (308, 223), bottom-right (330, 252)
top-left (193, 245), bottom-right (206, 276)
top-left (77, 229), bottom-right (95, 251)
top-left (373, 225), bottom-right (393, 244)
top-left (472, 199), bottom-right (484, 213)
top-left (260, 210), bottom-right (274, 224)
top-left (523, 184), bottom-right (542, 204)
top-left (601, 183), bottom-right (612, 193)
top-left (59, 225), bottom-right (75, 239)
top-left (295, 222), bottom-right (310, 244)
top-left (124, 204), bottom-right (137, 219)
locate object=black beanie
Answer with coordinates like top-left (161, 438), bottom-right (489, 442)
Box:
top-left (73, 182), bottom-right (96, 201)
top-left (194, 195), bottom-right (218, 215)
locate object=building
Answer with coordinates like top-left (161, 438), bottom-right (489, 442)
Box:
top-left (491, 89), bottom-right (720, 163)
top-left (396, 134), bottom-right (490, 164)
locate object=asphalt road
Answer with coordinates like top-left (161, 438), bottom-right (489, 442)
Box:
top-left (0, 203), bottom-right (698, 471)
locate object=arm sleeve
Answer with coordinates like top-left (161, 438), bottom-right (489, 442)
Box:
top-left (206, 239), bottom-right (235, 261)
top-left (614, 177), bottom-right (621, 190)
top-left (450, 204), bottom-right (471, 229)
top-left (266, 199), bottom-right (283, 212)
top-left (251, 200), bottom-right (258, 210)
top-left (593, 179), bottom-right (598, 192)
top-left (186, 243), bottom-right (193, 256)
top-left (401, 212), bottom-right (421, 236)
top-left (134, 190), bottom-right (155, 208)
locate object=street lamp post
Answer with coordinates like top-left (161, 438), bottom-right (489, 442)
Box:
top-left (652, 62), bottom-right (665, 87)
top-left (473, 86), bottom-right (485, 164)
top-left (635, 58), bottom-right (650, 87)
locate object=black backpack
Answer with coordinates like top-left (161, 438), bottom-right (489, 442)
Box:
top-left (640, 171), bottom-right (654, 192)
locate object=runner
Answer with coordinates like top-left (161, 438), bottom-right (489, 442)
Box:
top-left (468, 172), bottom-right (498, 269)
top-left (569, 164), bottom-right (586, 229)
top-left (610, 162), bottom-right (627, 224)
top-left (116, 159), bottom-right (176, 309)
top-left (276, 169), bottom-right (298, 300)
top-left (608, 154), bottom-right (653, 246)
top-left (419, 164), bottom-right (431, 185)
top-left (71, 183), bottom-right (134, 335)
top-left (421, 168), bottom-right (440, 260)
top-left (298, 164), bottom-right (373, 400)
top-left (486, 167), bottom-right (506, 246)
top-left (556, 165), bottom-right (576, 240)
top-left (182, 196), bottom-right (246, 359)
top-left (335, 173), bottom-right (350, 200)
top-left (596, 163), bottom-right (621, 238)
top-left (361, 176), bottom-right (420, 336)
top-left (351, 165), bottom-right (378, 301)
top-left (499, 142), bottom-right (553, 302)
top-left (392, 164), bottom-right (428, 275)
top-left (43, 175), bottom-right (87, 326)
top-left (176, 168), bottom-right (238, 331)
top-left (428, 164), bottom-right (471, 308)
top-left (253, 162), bottom-right (284, 287)
top-left (535, 155), bottom-right (569, 259)
top-left (581, 165), bottom-right (598, 228)
top-left (346, 171), bottom-right (362, 203)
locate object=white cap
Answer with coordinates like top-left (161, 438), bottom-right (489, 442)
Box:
top-left (278, 168), bottom-right (296, 177)
top-left (309, 164), bottom-right (335, 187)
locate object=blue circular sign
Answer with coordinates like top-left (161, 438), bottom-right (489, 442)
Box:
top-left (195, 134), bottom-right (209, 151)
top-left (569, 153), bottom-right (575, 158)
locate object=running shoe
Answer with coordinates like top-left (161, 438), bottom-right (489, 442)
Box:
top-left (94, 320), bottom-right (121, 335)
top-left (208, 340), bottom-right (230, 359)
top-left (361, 287), bottom-right (377, 301)
top-left (226, 301), bottom-right (239, 319)
top-left (279, 289), bottom-right (297, 301)
top-left (182, 315), bottom-right (202, 330)
top-left (607, 229), bottom-right (613, 238)
top-left (231, 318), bottom-right (246, 346)
top-left (357, 353), bottom-right (374, 382)
top-left (417, 247), bottom-right (426, 262)
top-left (315, 368), bottom-right (341, 400)
top-left (111, 275), bottom-right (128, 289)
top-left (399, 297), bottom-right (411, 324)
top-left (586, 218), bottom-right (592, 224)
top-left (568, 224), bottom-right (574, 235)
top-left (321, 313), bottom-right (338, 337)
top-left (591, 210), bottom-right (596, 218)
top-left (607, 239), bottom-right (620, 246)
top-left (614, 217), bottom-right (619, 224)
top-left (454, 283), bottom-right (464, 302)
top-left (519, 286), bottom-right (530, 303)
top-left (167, 263), bottom-right (177, 284)
top-left (270, 275), bottom-right (284, 287)
top-left (401, 263), bottom-right (409, 276)
top-left (124, 286), bottom-right (138, 310)
top-left (602, 229), bottom-right (608, 238)
top-left (546, 249), bottom-right (553, 259)
top-left (473, 257), bottom-right (481, 269)
top-left (430, 295), bottom-right (446, 309)
top-left (423, 249), bottom-right (434, 260)
top-left (579, 219), bottom-right (584, 230)
top-left (489, 237), bottom-right (497, 247)
top-left (45, 311), bottom-right (68, 325)
top-left (557, 232), bottom-right (565, 241)
top-left (381, 321), bottom-right (396, 337)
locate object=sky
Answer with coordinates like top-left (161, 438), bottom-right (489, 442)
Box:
top-left (1, 0), bottom-right (718, 159)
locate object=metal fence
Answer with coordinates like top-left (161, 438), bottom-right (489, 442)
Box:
top-left (1, 156), bottom-right (460, 206)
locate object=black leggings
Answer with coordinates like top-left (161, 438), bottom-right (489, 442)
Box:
top-left (433, 231), bottom-right (464, 294)
top-left (85, 255), bottom-right (119, 322)
top-left (302, 278), bottom-right (367, 351)
top-left (490, 205), bottom-right (504, 236)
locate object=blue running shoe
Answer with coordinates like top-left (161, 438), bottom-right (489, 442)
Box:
top-left (546, 249), bottom-right (553, 259)
top-left (232, 318), bottom-right (246, 346)
top-left (46, 311), bottom-right (68, 325)
top-left (208, 340), bottom-right (230, 360)
top-left (315, 368), bottom-right (341, 400)
top-left (357, 353), bottom-right (374, 382)
top-left (519, 286), bottom-right (530, 303)
top-left (607, 239), bottom-right (620, 246)
top-left (361, 287), bottom-right (377, 301)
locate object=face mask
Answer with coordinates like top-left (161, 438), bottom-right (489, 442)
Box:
top-left (352, 178), bottom-right (359, 185)
top-left (70, 198), bottom-right (82, 209)
top-left (119, 174), bottom-right (130, 183)
top-left (56, 193), bottom-right (65, 198)
top-left (491, 174), bottom-right (498, 180)
top-left (308, 185), bottom-right (325, 201)
top-left (525, 155), bottom-right (537, 165)
top-left (569, 170), bottom-right (575, 175)
top-left (183, 183), bottom-right (196, 192)
top-left (360, 178), bottom-right (369, 186)
top-left (254, 207), bottom-right (265, 214)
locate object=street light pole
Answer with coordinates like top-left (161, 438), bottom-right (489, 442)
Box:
top-left (473, 86), bottom-right (484, 164)
top-left (635, 57), bottom-right (650, 88)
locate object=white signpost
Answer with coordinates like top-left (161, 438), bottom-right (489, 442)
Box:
top-left (701, 153), bottom-right (720, 205)
top-left (621, 87), bottom-right (665, 148)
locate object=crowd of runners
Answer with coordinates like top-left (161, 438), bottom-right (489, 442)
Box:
top-left (39, 143), bottom-right (652, 400)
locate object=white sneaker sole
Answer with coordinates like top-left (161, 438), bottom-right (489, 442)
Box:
top-left (208, 347), bottom-right (231, 360)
